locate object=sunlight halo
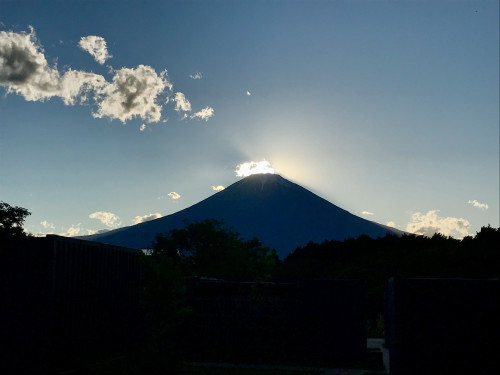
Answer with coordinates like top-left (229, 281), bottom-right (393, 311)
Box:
top-left (235, 161), bottom-right (275, 177)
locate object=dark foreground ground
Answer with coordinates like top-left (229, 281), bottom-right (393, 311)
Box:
top-left (56, 339), bottom-right (388, 375)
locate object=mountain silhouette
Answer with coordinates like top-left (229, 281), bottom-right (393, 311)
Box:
top-left (80, 174), bottom-right (402, 258)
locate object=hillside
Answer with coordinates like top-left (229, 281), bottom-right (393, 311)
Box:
top-left (81, 174), bottom-right (402, 258)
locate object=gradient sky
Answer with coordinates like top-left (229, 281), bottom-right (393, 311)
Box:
top-left (1, 0), bottom-right (498, 239)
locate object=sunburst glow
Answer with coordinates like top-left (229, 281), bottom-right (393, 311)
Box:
top-left (235, 161), bottom-right (275, 177)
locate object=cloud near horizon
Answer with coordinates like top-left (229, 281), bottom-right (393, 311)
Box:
top-left (89, 211), bottom-right (121, 228)
top-left (406, 210), bottom-right (470, 238)
top-left (133, 213), bottom-right (162, 224)
top-left (59, 223), bottom-right (82, 237)
top-left (361, 211), bottom-right (374, 216)
top-left (0, 27), bottom-right (212, 125)
top-left (468, 199), bottom-right (488, 210)
top-left (40, 220), bottom-right (55, 230)
top-left (212, 185), bottom-right (225, 191)
top-left (78, 35), bottom-right (112, 64)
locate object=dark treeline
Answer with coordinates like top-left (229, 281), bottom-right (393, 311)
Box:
top-left (278, 226), bottom-right (500, 327)
top-left (144, 221), bottom-right (499, 344)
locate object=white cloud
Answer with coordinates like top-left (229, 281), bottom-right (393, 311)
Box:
top-left (246, 90), bottom-right (251, 96)
top-left (40, 220), bottom-right (55, 229)
top-left (1, 26), bottom-right (214, 125)
top-left (35, 220), bottom-right (56, 236)
top-left (189, 72), bottom-right (202, 79)
top-left (59, 69), bottom-right (107, 105)
top-left (173, 91), bottom-right (191, 112)
top-left (190, 106), bottom-right (214, 121)
top-left (361, 211), bottom-right (374, 216)
top-left (0, 27), bottom-right (106, 104)
top-left (468, 199), bottom-right (488, 210)
top-left (89, 211), bottom-right (121, 228)
top-left (133, 213), bottom-right (162, 224)
top-left (60, 224), bottom-right (82, 237)
top-left (235, 160), bottom-right (275, 177)
top-left (78, 35), bottom-right (112, 65)
top-left (212, 185), bottom-right (225, 191)
top-left (406, 210), bottom-right (470, 238)
top-left (140, 123), bottom-right (147, 131)
top-left (1, 27), bottom-right (65, 101)
top-left (94, 65), bottom-right (172, 123)
top-left (386, 221), bottom-right (397, 228)
top-left (168, 192), bottom-right (181, 200)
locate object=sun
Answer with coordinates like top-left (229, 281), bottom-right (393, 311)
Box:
top-left (235, 160), bottom-right (275, 177)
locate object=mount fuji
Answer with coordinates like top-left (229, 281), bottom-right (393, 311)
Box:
top-left (80, 174), bottom-right (402, 258)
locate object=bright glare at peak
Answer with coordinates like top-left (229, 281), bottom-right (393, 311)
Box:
top-left (235, 161), bottom-right (275, 177)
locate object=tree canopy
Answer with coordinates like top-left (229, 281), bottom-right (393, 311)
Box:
top-left (151, 219), bottom-right (277, 281)
top-left (0, 201), bottom-right (31, 238)
top-left (140, 219), bottom-right (278, 370)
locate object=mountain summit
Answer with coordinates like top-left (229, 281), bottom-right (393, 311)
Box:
top-left (81, 174), bottom-right (402, 258)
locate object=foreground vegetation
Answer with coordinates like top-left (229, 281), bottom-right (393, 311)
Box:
top-left (2, 201), bottom-right (498, 373)
top-left (279, 225), bottom-right (500, 329)
top-left (140, 220), bottom-right (499, 371)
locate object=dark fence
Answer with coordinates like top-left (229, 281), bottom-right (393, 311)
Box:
top-left (1, 235), bottom-right (369, 372)
top-left (185, 278), bottom-right (367, 367)
top-left (385, 277), bottom-right (500, 374)
top-left (0, 235), bottom-right (144, 374)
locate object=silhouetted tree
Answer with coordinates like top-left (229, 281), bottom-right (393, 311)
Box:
top-left (153, 219), bottom-right (277, 280)
top-left (278, 226), bottom-right (500, 335)
top-left (141, 219), bottom-right (277, 372)
top-left (0, 201), bottom-right (31, 239)
top-left (141, 248), bottom-right (190, 373)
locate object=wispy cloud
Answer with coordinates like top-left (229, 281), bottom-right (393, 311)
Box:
top-left (406, 210), bottom-right (470, 238)
top-left (361, 211), bottom-right (374, 216)
top-left (212, 185), bottom-right (225, 191)
top-left (468, 199), bottom-right (488, 210)
top-left (140, 123), bottom-right (147, 131)
top-left (246, 90), bottom-right (251, 96)
top-left (235, 160), bottom-right (275, 177)
top-left (174, 92), bottom-right (192, 112)
top-left (386, 221), bottom-right (397, 228)
top-left (0, 26), bottom-right (212, 125)
top-left (78, 35), bottom-right (112, 64)
top-left (40, 220), bottom-right (55, 230)
top-left (190, 106), bottom-right (214, 121)
top-left (89, 211), bottom-right (121, 228)
top-left (133, 213), bottom-right (162, 224)
top-left (189, 72), bottom-right (202, 79)
top-left (35, 220), bottom-right (56, 236)
top-left (168, 192), bottom-right (181, 200)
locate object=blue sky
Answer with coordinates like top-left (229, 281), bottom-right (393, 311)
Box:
top-left (1, 0), bottom-right (498, 239)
